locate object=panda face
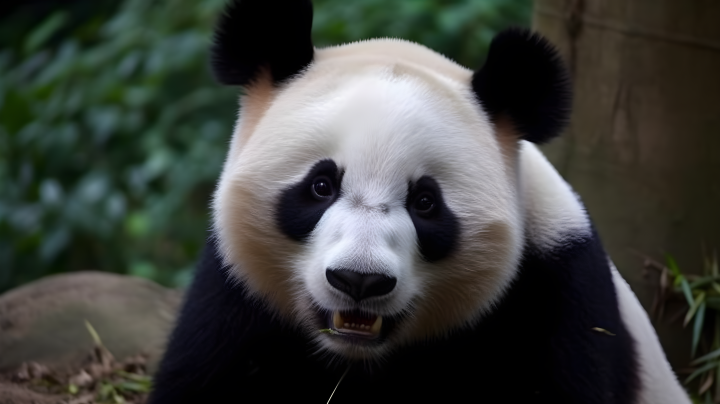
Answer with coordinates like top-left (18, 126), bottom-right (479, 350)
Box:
top-left (214, 45), bottom-right (524, 359)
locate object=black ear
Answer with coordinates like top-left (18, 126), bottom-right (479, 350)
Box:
top-left (211, 0), bottom-right (314, 86)
top-left (471, 28), bottom-right (572, 144)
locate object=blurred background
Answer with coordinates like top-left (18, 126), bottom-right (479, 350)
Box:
top-left (1, 0), bottom-right (720, 399)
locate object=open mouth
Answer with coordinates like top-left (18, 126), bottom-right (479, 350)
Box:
top-left (315, 306), bottom-right (409, 343)
top-left (331, 310), bottom-right (383, 338)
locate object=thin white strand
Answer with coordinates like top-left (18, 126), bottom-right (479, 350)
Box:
top-left (326, 364), bottom-right (352, 404)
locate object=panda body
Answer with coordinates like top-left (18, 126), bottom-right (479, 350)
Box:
top-left (149, 1), bottom-right (690, 403)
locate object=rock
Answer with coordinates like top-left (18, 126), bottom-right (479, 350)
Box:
top-left (0, 272), bottom-right (182, 375)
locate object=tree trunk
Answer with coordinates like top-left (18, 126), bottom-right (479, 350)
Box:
top-left (532, 0), bottom-right (720, 368)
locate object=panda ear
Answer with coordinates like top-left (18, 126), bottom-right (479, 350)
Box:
top-left (211, 0), bottom-right (314, 86)
top-left (471, 28), bottom-right (572, 144)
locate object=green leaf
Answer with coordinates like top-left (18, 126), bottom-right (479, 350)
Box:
top-left (99, 383), bottom-right (115, 400)
top-left (686, 292), bottom-right (706, 327)
top-left (666, 254), bottom-right (682, 277)
top-left (681, 277), bottom-right (695, 307)
top-left (685, 361), bottom-right (718, 384)
top-left (693, 302), bottom-right (707, 358)
top-left (692, 347), bottom-right (720, 366)
top-left (85, 320), bottom-right (103, 346)
top-left (116, 370), bottom-right (152, 383)
top-left (114, 380), bottom-right (151, 393)
top-left (24, 12), bottom-right (69, 53)
top-left (113, 392), bottom-right (125, 403)
top-left (690, 276), bottom-right (720, 290)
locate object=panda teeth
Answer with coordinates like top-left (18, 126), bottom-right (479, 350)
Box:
top-left (333, 311), bottom-right (344, 329)
top-left (370, 316), bottom-right (382, 335)
top-left (331, 311), bottom-right (383, 336)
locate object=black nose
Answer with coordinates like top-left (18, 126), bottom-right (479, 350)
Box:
top-left (326, 269), bottom-right (397, 302)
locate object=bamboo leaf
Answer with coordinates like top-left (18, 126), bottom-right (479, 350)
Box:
top-left (114, 381), bottom-right (150, 393)
top-left (700, 370), bottom-right (714, 395)
top-left (690, 276), bottom-right (720, 290)
top-left (591, 327), bottom-right (616, 336)
top-left (115, 371), bottom-right (151, 383)
top-left (24, 12), bottom-right (68, 53)
top-left (675, 273), bottom-right (684, 288)
top-left (686, 292), bottom-right (706, 327)
top-left (85, 320), bottom-right (103, 346)
top-left (693, 347), bottom-right (720, 366)
top-left (667, 254), bottom-right (682, 277)
top-left (693, 302), bottom-right (707, 358)
top-left (686, 361), bottom-right (719, 384)
top-left (680, 277), bottom-right (694, 306)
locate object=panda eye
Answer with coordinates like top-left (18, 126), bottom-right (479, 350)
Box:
top-left (413, 192), bottom-right (435, 216)
top-left (311, 176), bottom-right (334, 200)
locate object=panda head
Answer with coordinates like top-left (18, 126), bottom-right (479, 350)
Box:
top-left (212, 0), bottom-right (571, 360)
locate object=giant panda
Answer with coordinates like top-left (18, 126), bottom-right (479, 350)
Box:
top-left (149, 0), bottom-right (691, 403)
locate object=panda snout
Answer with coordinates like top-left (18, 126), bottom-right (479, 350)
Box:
top-left (325, 268), bottom-right (397, 302)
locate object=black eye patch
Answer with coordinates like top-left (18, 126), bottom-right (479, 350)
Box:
top-left (406, 176), bottom-right (459, 262)
top-left (275, 159), bottom-right (343, 241)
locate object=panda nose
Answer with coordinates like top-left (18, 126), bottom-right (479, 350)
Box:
top-left (326, 269), bottom-right (397, 302)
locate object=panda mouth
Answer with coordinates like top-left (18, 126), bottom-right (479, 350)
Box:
top-left (315, 305), bottom-right (408, 343)
top-left (331, 310), bottom-right (382, 338)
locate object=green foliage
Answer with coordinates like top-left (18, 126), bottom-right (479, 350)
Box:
top-left (656, 253), bottom-right (720, 402)
top-left (312, 0), bottom-right (532, 67)
top-left (0, 0), bottom-right (235, 289)
top-left (0, 0), bottom-right (531, 291)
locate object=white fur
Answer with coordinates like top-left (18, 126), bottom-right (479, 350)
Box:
top-left (214, 55), bottom-right (523, 358)
top-left (611, 263), bottom-right (691, 403)
top-left (518, 141), bottom-right (590, 249)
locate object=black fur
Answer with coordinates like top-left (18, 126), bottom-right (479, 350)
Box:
top-left (472, 28), bottom-right (572, 144)
top-left (405, 176), bottom-right (459, 261)
top-left (276, 159), bottom-right (343, 241)
top-left (211, 0), bottom-right (314, 86)
top-left (149, 228), bottom-right (638, 404)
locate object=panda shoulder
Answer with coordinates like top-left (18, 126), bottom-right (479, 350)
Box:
top-left (518, 141), bottom-right (591, 251)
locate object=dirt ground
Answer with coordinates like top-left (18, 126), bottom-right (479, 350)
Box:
top-left (0, 326), bottom-right (151, 404)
